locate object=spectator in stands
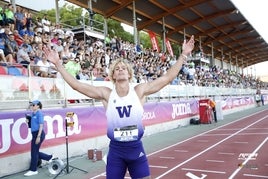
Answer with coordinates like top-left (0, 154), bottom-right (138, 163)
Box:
top-left (34, 17), bottom-right (43, 33)
top-left (68, 45), bottom-right (76, 59)
top-left (60, 43), bottom-right (71, 59)
top-left (0, 34), bottom-right (13, 63)
top-left (0, 7), bottom-right (5, 27)
top-left (52, 24), bottom-right (64, 39)
top-left (5, 33), bottom-right (18, 63)
top-left (53, 39), bottom-right (64, 54)
top-left (21, 38), bottom-right (34, 54)
top-left (92, 63), bottom-right (104, 81)
top-left (17, 43), bottom-right (31, 67)
top-left (41, 14), bottom-right (50, 33)
top-left (77, 68), bottom-right (90, 80)
top-left (24, 100), bottom-right (54, 177)
top-left (0, 26), bottom-right (10, 40)
top-left (64, 56), bottom-right (81, 78)
top-left (65, 29), bottom-right (74, 43)
top-left (19, 25), bottom-right (27, 38)
top-left (187, 62), bottom-right (196, 85)
top-left (13, 29), bottom-right (24, 46)
top-left (110, 36), bottom-right (117, 51)
top-left (4, 4), bottom-right (15, 31)
top-left (35, 52), bottom-right (52, 77)
top-left (25, 9), bottom-right (33, 31)
top-left (25, 26), bottom-right (35, 42)
top-left (41, 31), bottom-right (50, 45)
top-left (14, 6), bottom-right (25, 32)
top-left (33, 42), bottom-right (43, 59)
top-left (44, 35), bottom-right (195, 179)
top-left (104, 34), bottom-right (111, 47)
top-left (0, 34), bottom-right (7, 62)
top-left (51, 33), bottom-right (59, 45)
top-left (33, 30), bottom-right (42, 44)
top-left (80, 52), bottom-right (91, 69)
top-left (71, 38), bottom-right (79, 53)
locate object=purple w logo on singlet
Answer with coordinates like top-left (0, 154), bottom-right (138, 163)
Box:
top-left (116, 105), bottom-right (132, 118)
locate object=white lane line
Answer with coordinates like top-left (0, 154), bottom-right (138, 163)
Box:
top-left (244, 128), bottom-right (268, 130)
top-left (217, 128), bottom-right (268, 131)
top-left (237, 132), bottom-right (268, 135)
top-left (174, 149), bottom-right (188, 152)
top-left (203, 132), bottom-right (268, 136)
top-left (90, 110), bottom-right (268, 179)
top-left (218, 152), bottom-right (235, 155)
top-left (150, 165), bottom-right (168, 169)
top-left (159, 156), bottom-right (175, 159)
top-left (155, 115), bottom-right (268, 179)
top-left (206, 159), bottom-right (225, 163)
top-left (203, 134), bottom-right (232, 136)
top-left (229, 136), bottom-right (268, 179)
top-left (181, 168), bottom-right (226, 174)
top-left (148, 109), bottom-right (268, 158)
top-left (217, 128), bottom-right (244, 130)
top-left (243, 174), bottom-right (268, 178)
top-left (233, 141), bottom-right (248, 144)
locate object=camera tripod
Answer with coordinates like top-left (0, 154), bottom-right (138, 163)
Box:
top-left (53, 112), bottom-right (88, 179)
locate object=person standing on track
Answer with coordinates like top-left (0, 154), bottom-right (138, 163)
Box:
top-left (44, 35), bottom-right (195, 179)
top-left (24, 100), bottom-right (54, 177)
top-left (208, 99), bottom-right (217, 123)
top-left (255, 89), bottom-right (261, 107)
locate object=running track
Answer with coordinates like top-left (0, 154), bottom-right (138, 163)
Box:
top-left (89, 109), bottom-right (268, 179)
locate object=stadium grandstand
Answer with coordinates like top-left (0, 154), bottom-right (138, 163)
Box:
top-left (0, 0), bottom-right (268, 178)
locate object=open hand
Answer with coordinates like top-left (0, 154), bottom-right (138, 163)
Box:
top-left (43, 46), bottom-right (61, 66)
top-left (182, 35), bottom-right (195, 56)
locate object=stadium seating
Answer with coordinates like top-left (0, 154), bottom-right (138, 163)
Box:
top-left (7, 66), bottom-right (23, 76)
top-left (21, 67), bottom-right (34, 76)
top-left (0, 66), bottom-right (8, 75)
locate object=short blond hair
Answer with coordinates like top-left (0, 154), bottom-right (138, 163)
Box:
top-left (108, 58), bottom-right (134, 83)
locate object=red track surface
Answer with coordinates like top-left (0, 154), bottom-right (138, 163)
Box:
top-left (90, 109), bottom-right (268, 179)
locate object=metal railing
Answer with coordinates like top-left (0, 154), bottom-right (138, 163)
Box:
top-left (0, 72), bottom-right (258, 111)
top-left (60, 16), bottom-right (105, 41)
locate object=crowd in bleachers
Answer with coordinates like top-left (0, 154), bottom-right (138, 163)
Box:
top-left (0, 3), bottom-right (266, 90)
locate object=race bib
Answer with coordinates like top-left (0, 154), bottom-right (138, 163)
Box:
top-left (114, 125), bottom-right (138, 142)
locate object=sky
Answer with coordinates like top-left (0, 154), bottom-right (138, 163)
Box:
top-left (230, 0), bottom-right (268, 79)
top-left (6, 0), bottom-right (268, 79)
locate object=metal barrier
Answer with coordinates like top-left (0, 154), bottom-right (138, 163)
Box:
top-left (0, 74), bottom-right (258, 111)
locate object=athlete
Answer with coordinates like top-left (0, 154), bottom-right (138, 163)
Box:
top-left (44, 35), bottom-right (195, 179)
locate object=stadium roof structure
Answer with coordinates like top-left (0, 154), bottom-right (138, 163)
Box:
top-left (67, 0), bottom-right (268, 68)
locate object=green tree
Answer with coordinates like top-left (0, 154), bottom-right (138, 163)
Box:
top-left (35, 3), bottom-right (181, 55)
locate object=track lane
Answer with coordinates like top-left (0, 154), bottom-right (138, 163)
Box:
top-left (152, 112), bottom-right (268, 179)
top-left (88, 109), bottom-right (268, 179)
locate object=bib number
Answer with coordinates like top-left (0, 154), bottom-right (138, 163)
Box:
top-left (114, 125), bottom-right (138, 142)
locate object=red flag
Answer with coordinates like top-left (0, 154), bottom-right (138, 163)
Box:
top-left (165, 38), bottom-right (174, 57)
top-left (148, 30), bottom-right (159, 52)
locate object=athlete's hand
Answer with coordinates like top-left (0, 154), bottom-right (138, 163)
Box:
top-left (43, 45), bottom-right (61, 67)
top-left (182, 35), bottom-right (195, 56)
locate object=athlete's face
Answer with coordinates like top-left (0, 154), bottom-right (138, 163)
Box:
top-left (113, 62), bottom-right (130, 81)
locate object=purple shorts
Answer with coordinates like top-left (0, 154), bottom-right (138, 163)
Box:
top-left (106, 140), bottom-right (150, 179)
